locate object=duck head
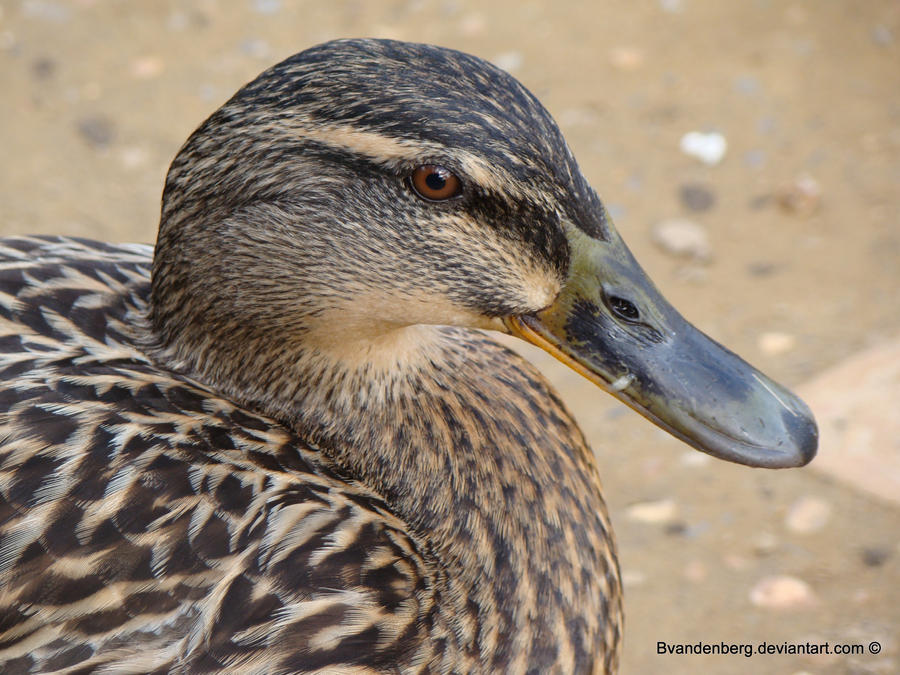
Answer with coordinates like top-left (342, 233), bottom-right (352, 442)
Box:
top-left (151, 38), bottom-right (816, 468)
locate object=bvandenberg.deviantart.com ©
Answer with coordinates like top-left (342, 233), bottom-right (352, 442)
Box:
top-left (657, 639), bottom-right (882, 659)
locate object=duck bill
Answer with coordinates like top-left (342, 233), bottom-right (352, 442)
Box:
top-left (506, 223), bottom-right (817, 468)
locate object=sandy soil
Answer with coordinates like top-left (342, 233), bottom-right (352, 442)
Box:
top-left (2, 1), bottom-right (898, 673)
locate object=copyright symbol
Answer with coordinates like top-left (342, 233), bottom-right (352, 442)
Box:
top-left (869, 641), bottom-right (881, 654)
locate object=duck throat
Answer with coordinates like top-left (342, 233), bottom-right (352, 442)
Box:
top-left (152, 310), bottom-right (621, 667)
top-left (255, 324), bottom-right (623, 670)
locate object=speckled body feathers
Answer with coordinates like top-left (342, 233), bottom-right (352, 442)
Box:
top-left (0, 237), bottom-right (621, 672)
top-left (0, 237), bottom-right (438, 672)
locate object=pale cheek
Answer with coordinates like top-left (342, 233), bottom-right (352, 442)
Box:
top-left (360, 292), bottom-right (495, 330)
top-left (300, 290), bottom-right (494, 352)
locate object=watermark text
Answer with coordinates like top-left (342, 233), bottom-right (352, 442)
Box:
top-left (656, 640), bottom-right (877, 658)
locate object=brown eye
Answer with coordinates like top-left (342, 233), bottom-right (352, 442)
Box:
top-left (409, 165), bottom-right (462, 201)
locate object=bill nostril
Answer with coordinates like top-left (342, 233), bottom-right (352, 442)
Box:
top-left (607, 295), bottom-right (640, 322)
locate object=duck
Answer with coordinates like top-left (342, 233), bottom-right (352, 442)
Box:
top-left (0, 38), bottom-right (817, 674)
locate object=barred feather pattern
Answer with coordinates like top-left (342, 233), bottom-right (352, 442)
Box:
top-left (0, 237), bottom-right (622, 673)
top-left (0, 237), bottom-right (441, 673)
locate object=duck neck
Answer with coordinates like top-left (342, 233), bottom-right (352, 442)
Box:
top-left (162, 321), bottom-right (622, 669)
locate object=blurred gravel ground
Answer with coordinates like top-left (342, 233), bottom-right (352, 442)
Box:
top-left (2, 1), bottom-right (899, 673)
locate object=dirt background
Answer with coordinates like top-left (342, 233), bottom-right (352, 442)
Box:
top-left (1, 1), bottom-right (898, 673)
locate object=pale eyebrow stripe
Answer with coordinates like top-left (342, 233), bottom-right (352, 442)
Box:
top-left (274, 118), bottom-right (529, 199)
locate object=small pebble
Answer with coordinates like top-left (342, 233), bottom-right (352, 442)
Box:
top-left (664, 521), bottom-right (688, 536)
top-left (680, 131), bottom-right (727, 165)
top-left (724, 554), bottom-right (750, 571)
top-left (603, 407), bottom-right (628, 421)
top-left (168, 9), bottom-right (208, 31)
top-left (672, 265), bottom-right (709, 284)
top-left (758, 116), bottom-right (777, 135)
top-left (197, 83), bottom-right (219, 102)
top-left (558, 107), bottom-right (598, 128)
top-left (240, 38), bottom-right (271, 59)
top-left (168, 10), bottom-right (189, 31)
top-left (0, 31), bottom-right (15, 51)
top-left (747, 261), bottom-right (778, 277)
top-left (131, 56), bottom-right (164, 79)
top-left (785, 6), bottom-right (808, 25)
top-left (252, 0), bottom-right (281, 14)
top-left (861, 132), bottom-right (883, 153)
top-left (658, 0), bottom-right (683, 12)
top-left (748, 194), bottom-right (771, 210)
top-left (680, 521), bottom-right (710, 538)
top-left (733, 75), bottom-right (760, 96)
top-left (678, 182), bottom-right (716, 212)
top-left (458, 13), bottom-right (486, 36)
top-left (679, 451), bottom-right (711, 467)
top-left (608, 46), bottom-right (644, 71)
top-left (785, 496), bottom-right (831, 533)
top-left (684, 560), bottom-right (707, 583)
top-left (31, 56), bottom-right (56, 80)
top-left (439, 1), bottom-right (460, 17)
top-left (776, 173), bottom-right (822, 217)
top-left (625, 172), bottom-right (643, 192)
top-left (76, 114), bottom-right (116, 148)
top-left (621, 570), bottom-right (647, 587)
top-left (871, 25), bottom-right (893, 46)
top-left (492, 51), bottom-right (523, 73)
top-left (606, 203), bottom-right (626, 220)
top-left (626, 498), bottom-right (677, 524)
top-left (861, 546), bottom-right (892, 567)
top-left (641, 456), bottom-right (666, 479)
top-left (749, 575), bottom-right (816, 609)
top-left (118, 146), bottom-right (148, 169)
top-left (758, 331), bottom-right (796, 356)
top-left (22, 0), bottom-right (70, 22)
top-left (743, 149), bottom-right (766, 168)
top-left (752, 532), bottom-right (779, 555)
top-left (652, 218), bottom-right (712, 261)
top-left (82, 82), bottom-right (102, 101)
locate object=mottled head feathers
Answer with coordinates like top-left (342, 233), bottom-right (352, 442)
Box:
top-left (151, 39), bottom-right (612, 382)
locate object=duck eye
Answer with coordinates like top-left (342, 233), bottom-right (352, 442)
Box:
top-left (409, 165), bottom-right (462, 201)
top-left (608, 295), bottom-right (640, 322)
